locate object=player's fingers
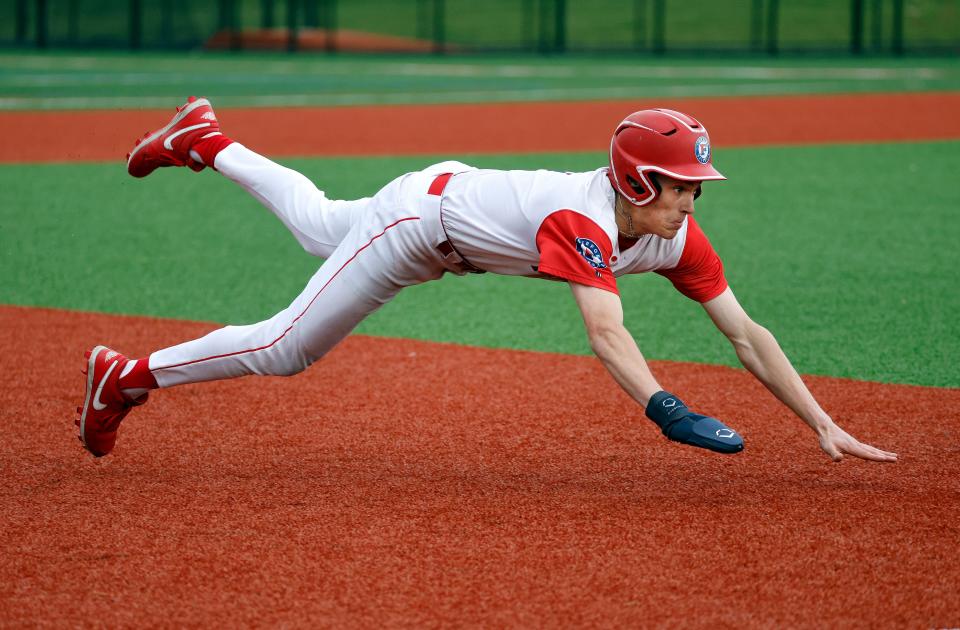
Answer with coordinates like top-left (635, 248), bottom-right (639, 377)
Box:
top-left (862, 443), bottom-right (898, 459)
top-left (869, 449), bottom-right (898, 462)
top-left (860, 441), bottom-right (898, 460)
top-left (863, 452), bottom-right (897, 462)
top-left (846, 440), bottom-right (898, 462)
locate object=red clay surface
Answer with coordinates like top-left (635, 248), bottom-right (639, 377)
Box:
top-left (1, 305), bottom-right (958, 627)
top-left (2, 92), bottom-right (959, 163)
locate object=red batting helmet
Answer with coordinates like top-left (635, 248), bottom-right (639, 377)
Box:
top-left (608, 108), bottom-right (726, 207)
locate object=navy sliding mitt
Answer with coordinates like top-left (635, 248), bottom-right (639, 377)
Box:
top-left (645, 391), bottom-right (744, 454)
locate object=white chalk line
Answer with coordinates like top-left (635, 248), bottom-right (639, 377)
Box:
top-left (0, 81), bottom-right (908, 110)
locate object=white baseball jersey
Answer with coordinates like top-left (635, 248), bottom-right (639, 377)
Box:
top-left (436, 162), bottom-right (728, 302)
top-left (149, 149), bottom-right (727, 389)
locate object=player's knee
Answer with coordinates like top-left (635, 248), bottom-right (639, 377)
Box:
top-left (246, 338), bottom-right (312, 377)
top-left (269, 349), bottom-right (311, 377)
top-left (292, 234), bottom-right (332, 258)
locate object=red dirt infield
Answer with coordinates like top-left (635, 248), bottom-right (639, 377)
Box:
top-left (1, 305), bottom-right (958, 627)
top-left (2, 91), bottom-right (959, 164)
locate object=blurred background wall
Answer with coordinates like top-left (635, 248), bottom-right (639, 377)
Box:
top-left (2, 0), bottom-right (957, 55)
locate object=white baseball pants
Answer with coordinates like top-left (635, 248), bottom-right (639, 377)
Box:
top-left (148, 144), bottom-right (458, 387)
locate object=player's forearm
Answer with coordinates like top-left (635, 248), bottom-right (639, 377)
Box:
top-left (735, 323), bottom-right (833, 435)
top-left (587, 324), bottom-right (662, 407)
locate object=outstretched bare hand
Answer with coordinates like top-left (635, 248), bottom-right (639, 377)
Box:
top-left (818, 423), bottom-right (898, 463)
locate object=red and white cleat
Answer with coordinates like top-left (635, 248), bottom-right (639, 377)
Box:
top-left (76, 345), bottom-right (148, 457)
top-left (126, 96), bottom-right (222, 178)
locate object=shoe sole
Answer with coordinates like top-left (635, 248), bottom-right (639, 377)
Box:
top-left (125, 98), bottom-right (212, 174)
top-left (78, 345), bottom-right (108, 455)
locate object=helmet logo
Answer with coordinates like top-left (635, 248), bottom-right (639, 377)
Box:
top-left (695, 136), bottom-right (711, 164)
top-left (575, 237), bottom-right (607, 279)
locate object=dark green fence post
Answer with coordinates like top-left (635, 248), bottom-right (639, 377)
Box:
top-left (36, 0), bottom-right (48, 49)
top-left (218, 0), bottom-right (227, 42)
top-left (554, 0), bottom-right (566, 52)
top-left (160, 0), bottom-right (173, 48)
top-left (67, 0), bottom-right (79, 45)
top-left (765, 0), bottom-right (779, 55)
top-left (416, 0), bottom-right (429, 40)
top-left (322, 0), bottom-right (337, 52)
top-left (130, 0), bottom-right (142, 50)
top-left (217, 0), bottom-right (240, 50)
top-left (262, 0), bottom-right (275, 28)
top-left (850, 0), bottom-right (864, 54)
top-left (15, 0), bottom-right (28, 45)
top-left (522, 0), bottom-right (535, 51)
top-left (870, 0), bottom-right (882, 50)
top-left (652, 0), bottom-right (665, 55)
top-left (750, 0), bottom-right (763, 52)
top-left (287, 0), bottom-right (299, 52)
top-left (233, 0), bottom-right (243, 50)
top-left (633, 0), bottom-right (646, 51)
top-left (232, 0), bottom-right (241, 50)
top-left (433, 0), bottom-right (446, 54)
top-left (305, 0), bottom-right (319, 28)
top-left (891, 0), bottom-right (904, 55)
top-left (538, 0), bottom-right (550, 53)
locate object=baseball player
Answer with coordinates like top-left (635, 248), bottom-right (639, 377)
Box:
top-left (76, 97), bottom-right (897, 464)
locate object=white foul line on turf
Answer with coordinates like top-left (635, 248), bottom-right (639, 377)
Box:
top-left (0, 81), bottom-right (915, 111)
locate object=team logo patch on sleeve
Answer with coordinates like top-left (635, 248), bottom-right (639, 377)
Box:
top-left (695, 136), bottom-right (711, 164)
top-left (575, 237), bottom-right (607, 278)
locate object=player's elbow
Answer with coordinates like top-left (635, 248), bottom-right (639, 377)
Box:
top-left (725, 316), bottom-right (762, 348)
top-left (730, 320), bottom-right (772, 363)
top-left (585, 321), bottom-right (626, 360)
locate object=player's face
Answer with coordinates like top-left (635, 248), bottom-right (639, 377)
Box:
top-left (635, 175), bottom-right (700, 239)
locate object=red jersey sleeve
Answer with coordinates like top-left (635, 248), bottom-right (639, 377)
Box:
top-left (536, 210), bottom-right (618, 294)
top-left (656, 216), bottom-right (728, 302)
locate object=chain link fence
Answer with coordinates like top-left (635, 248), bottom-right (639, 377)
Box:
top-left (2, 0), bottom-right (957, 54)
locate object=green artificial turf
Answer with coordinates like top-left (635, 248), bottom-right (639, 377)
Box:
top-left (1, 51), bottom-right (959, 110)
top-left (1, 141), bottom-right (958, 387)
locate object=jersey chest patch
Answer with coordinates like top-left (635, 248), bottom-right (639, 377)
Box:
top-left (575, 237), bottom-right (607, 278)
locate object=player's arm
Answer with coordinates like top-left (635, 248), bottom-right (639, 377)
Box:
top-left (568, 281), bottom-right (662, 405)
top-left (701, 287), bottom-right (897, 463)
top-left (569, 281), bottom-right (743, 454)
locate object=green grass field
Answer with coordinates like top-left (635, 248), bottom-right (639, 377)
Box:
top-left (2, 140), bottom-right (958, 387)
top-left (2, 51), bottom-right (959, 110)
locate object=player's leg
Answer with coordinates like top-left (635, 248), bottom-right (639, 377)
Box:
top-left (208, 142), bottom-right (368, 259)
top-left (149, 201), bottom-right (440, 385)
top-left (125, 96), bottom-right (363, 258)
top-left (77, 179), bottom-right (445, 456)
